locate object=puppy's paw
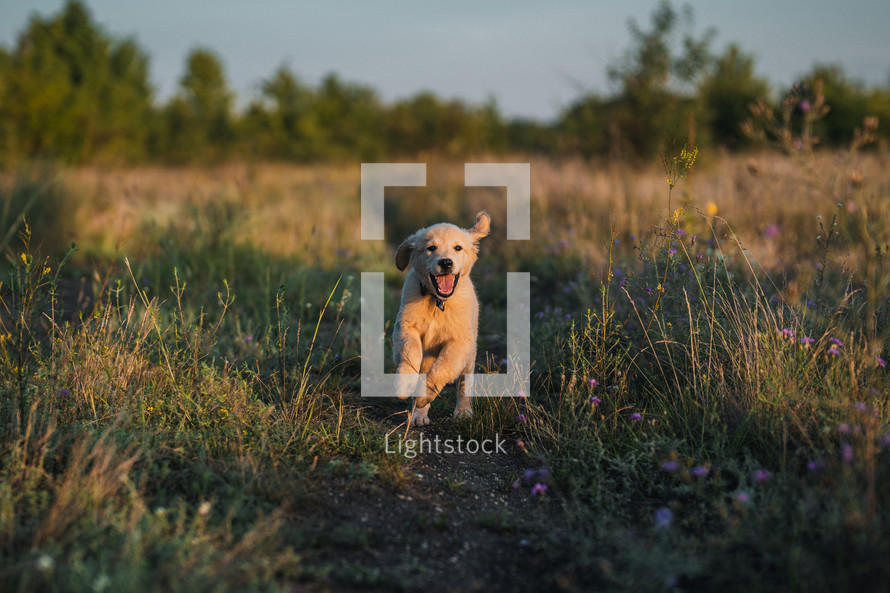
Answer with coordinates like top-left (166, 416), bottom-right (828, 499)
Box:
top-left (453, 407), bottom-right (473, 420)
top-left (410, 404), bottom-right (431, 426)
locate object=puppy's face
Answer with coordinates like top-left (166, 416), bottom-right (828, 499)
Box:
top-left (396, 212), bottom-right (491, 301)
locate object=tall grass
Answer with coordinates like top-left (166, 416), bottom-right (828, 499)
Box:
top-left (0, 221), bottom-right (399, 590)
top-left (0, 136), bottom-right (888, 590)
top-left (513, 139), bottom-right (890, 591)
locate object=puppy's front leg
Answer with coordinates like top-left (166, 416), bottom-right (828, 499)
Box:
top-left (453, 366), bottom-right (474, 419)
top-left (416, 343), bottom-right (468, 409)
top-left (393, 327), bottom-right (423, 400)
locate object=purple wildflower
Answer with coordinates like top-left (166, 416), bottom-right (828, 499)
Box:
top-left (854, 402), bottom-right (868, 413)
top-left (841, 442), bottom-right (854, 464)
top-left (517, 390), bottom-right (528, 398)
top-left (753, 469), bottom-right (772, 484)
top-left (838, 423), bottom-right (851, 435)
top-left (807, 460), bottom-right (822, 472)
top-left (692, 465), bottom-right (709, 477)
top-left (587, 378), bottom-right (599, 387)
top-left (244, 335), bottom-right (254, 343)
top-left (654, 507), bottom-right (673, 528)
top-left (588, 396), bottom-right (602, 407)
top-left (828, 346), bottom-right (841, 356)
top-left (630, 412), bottom-right (643, 422)
top-left (800, 100), bottom-right (811, 113)
top-left (883, 433), bottom-right (890, 447)
top-left (736, 492), bottom-right (750, 504)
top-left (800, 337), bottom-right (815, 345)
top-left (531, 483), bottom-right (548, 496)
top-left (780, 328), bottom-right (794, 340)
top-left (661, 460), bottom-right (679, 473)
top-left (668, 248), bottom-right (677, 256)
top-left (877, 357), bottom-right (886, 368)
top-left (829, 337), bottom-right (843, 348)
top-left (517, 413), bottom-right (528, 424)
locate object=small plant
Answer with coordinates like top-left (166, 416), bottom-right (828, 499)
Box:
top-left (0, 224), bottom-right (75, 428)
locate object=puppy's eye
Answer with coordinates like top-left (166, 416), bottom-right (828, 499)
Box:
top-left (454, 245), bottom-right (463, 251)
top-left (426, 245), bottom-right (437, 253)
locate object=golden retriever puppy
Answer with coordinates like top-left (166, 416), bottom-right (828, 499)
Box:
top-left (393, 211), bottom-right (491, 426)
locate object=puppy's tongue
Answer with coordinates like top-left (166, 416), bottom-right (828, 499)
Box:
top-left (434, 274), bottom-right (455, 295)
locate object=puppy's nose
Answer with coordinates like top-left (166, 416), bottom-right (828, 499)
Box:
top-left (439, 258), bottom-right (453, 271)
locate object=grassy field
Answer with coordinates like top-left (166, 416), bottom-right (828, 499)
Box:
top-left (1, 146), bottom-right (889, 592)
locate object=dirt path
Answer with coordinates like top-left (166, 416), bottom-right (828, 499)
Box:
top-left (303, 422), bottom-right (555, 592)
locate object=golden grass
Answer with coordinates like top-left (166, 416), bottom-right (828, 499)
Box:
top-left (26, 150), bottom-right (883, 280)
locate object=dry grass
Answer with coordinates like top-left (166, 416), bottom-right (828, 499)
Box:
top-left (14, 150), bottom-right (882, 280)
top-left (0, 147), bottom-right (889, 591)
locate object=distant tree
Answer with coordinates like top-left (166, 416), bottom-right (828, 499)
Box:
top-left (699, 44), bottom-right (770, 149)
top-left (802, 64), bottom-right (870, 145)
top-left (159, 48), bottom-right (234, 161)
top-left (100, 38), bottom-right (154, 160)
top-left (259, 65), bottom-right (326, 160)
top-left (459, 97), bottom-right (508, 155)
top-left (865, 88), bottom-right (890, 144)
top-left (1, 0), bottom-right (153, 163)
top-left (605, 0), bottom-right (715, 158)
top-left (506, 118), bottom-right (558, 155)
top-left (388, 92), bottom-right (455, 155)
top-left (185, 49), bottom-right (233, 144)
top-left (557, 95), bottom-right (610, 157)
top-left (181, 49), bottom-right (231, 122)
top-left (385, 92), bottom-right (505, 157)
top-left (312, 73), bottom-right (385, 160)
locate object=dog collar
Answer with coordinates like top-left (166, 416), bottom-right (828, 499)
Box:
top-left (419, 283), bottom-right (446, 311)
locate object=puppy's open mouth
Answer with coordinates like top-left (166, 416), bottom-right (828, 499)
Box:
top-left (429, 273), bottom-right (459, 298)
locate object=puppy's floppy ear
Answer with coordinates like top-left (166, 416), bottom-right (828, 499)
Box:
top-left (468, 211), bottom-right (491, 242)
top-left (395, 232), bottom-right (417, 272)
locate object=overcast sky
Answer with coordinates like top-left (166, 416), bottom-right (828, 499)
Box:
top-left (2, 1), bottom-right (888, 121)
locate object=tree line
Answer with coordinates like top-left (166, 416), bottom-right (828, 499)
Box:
top-left (1, 1), bottom-right (888, 165)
